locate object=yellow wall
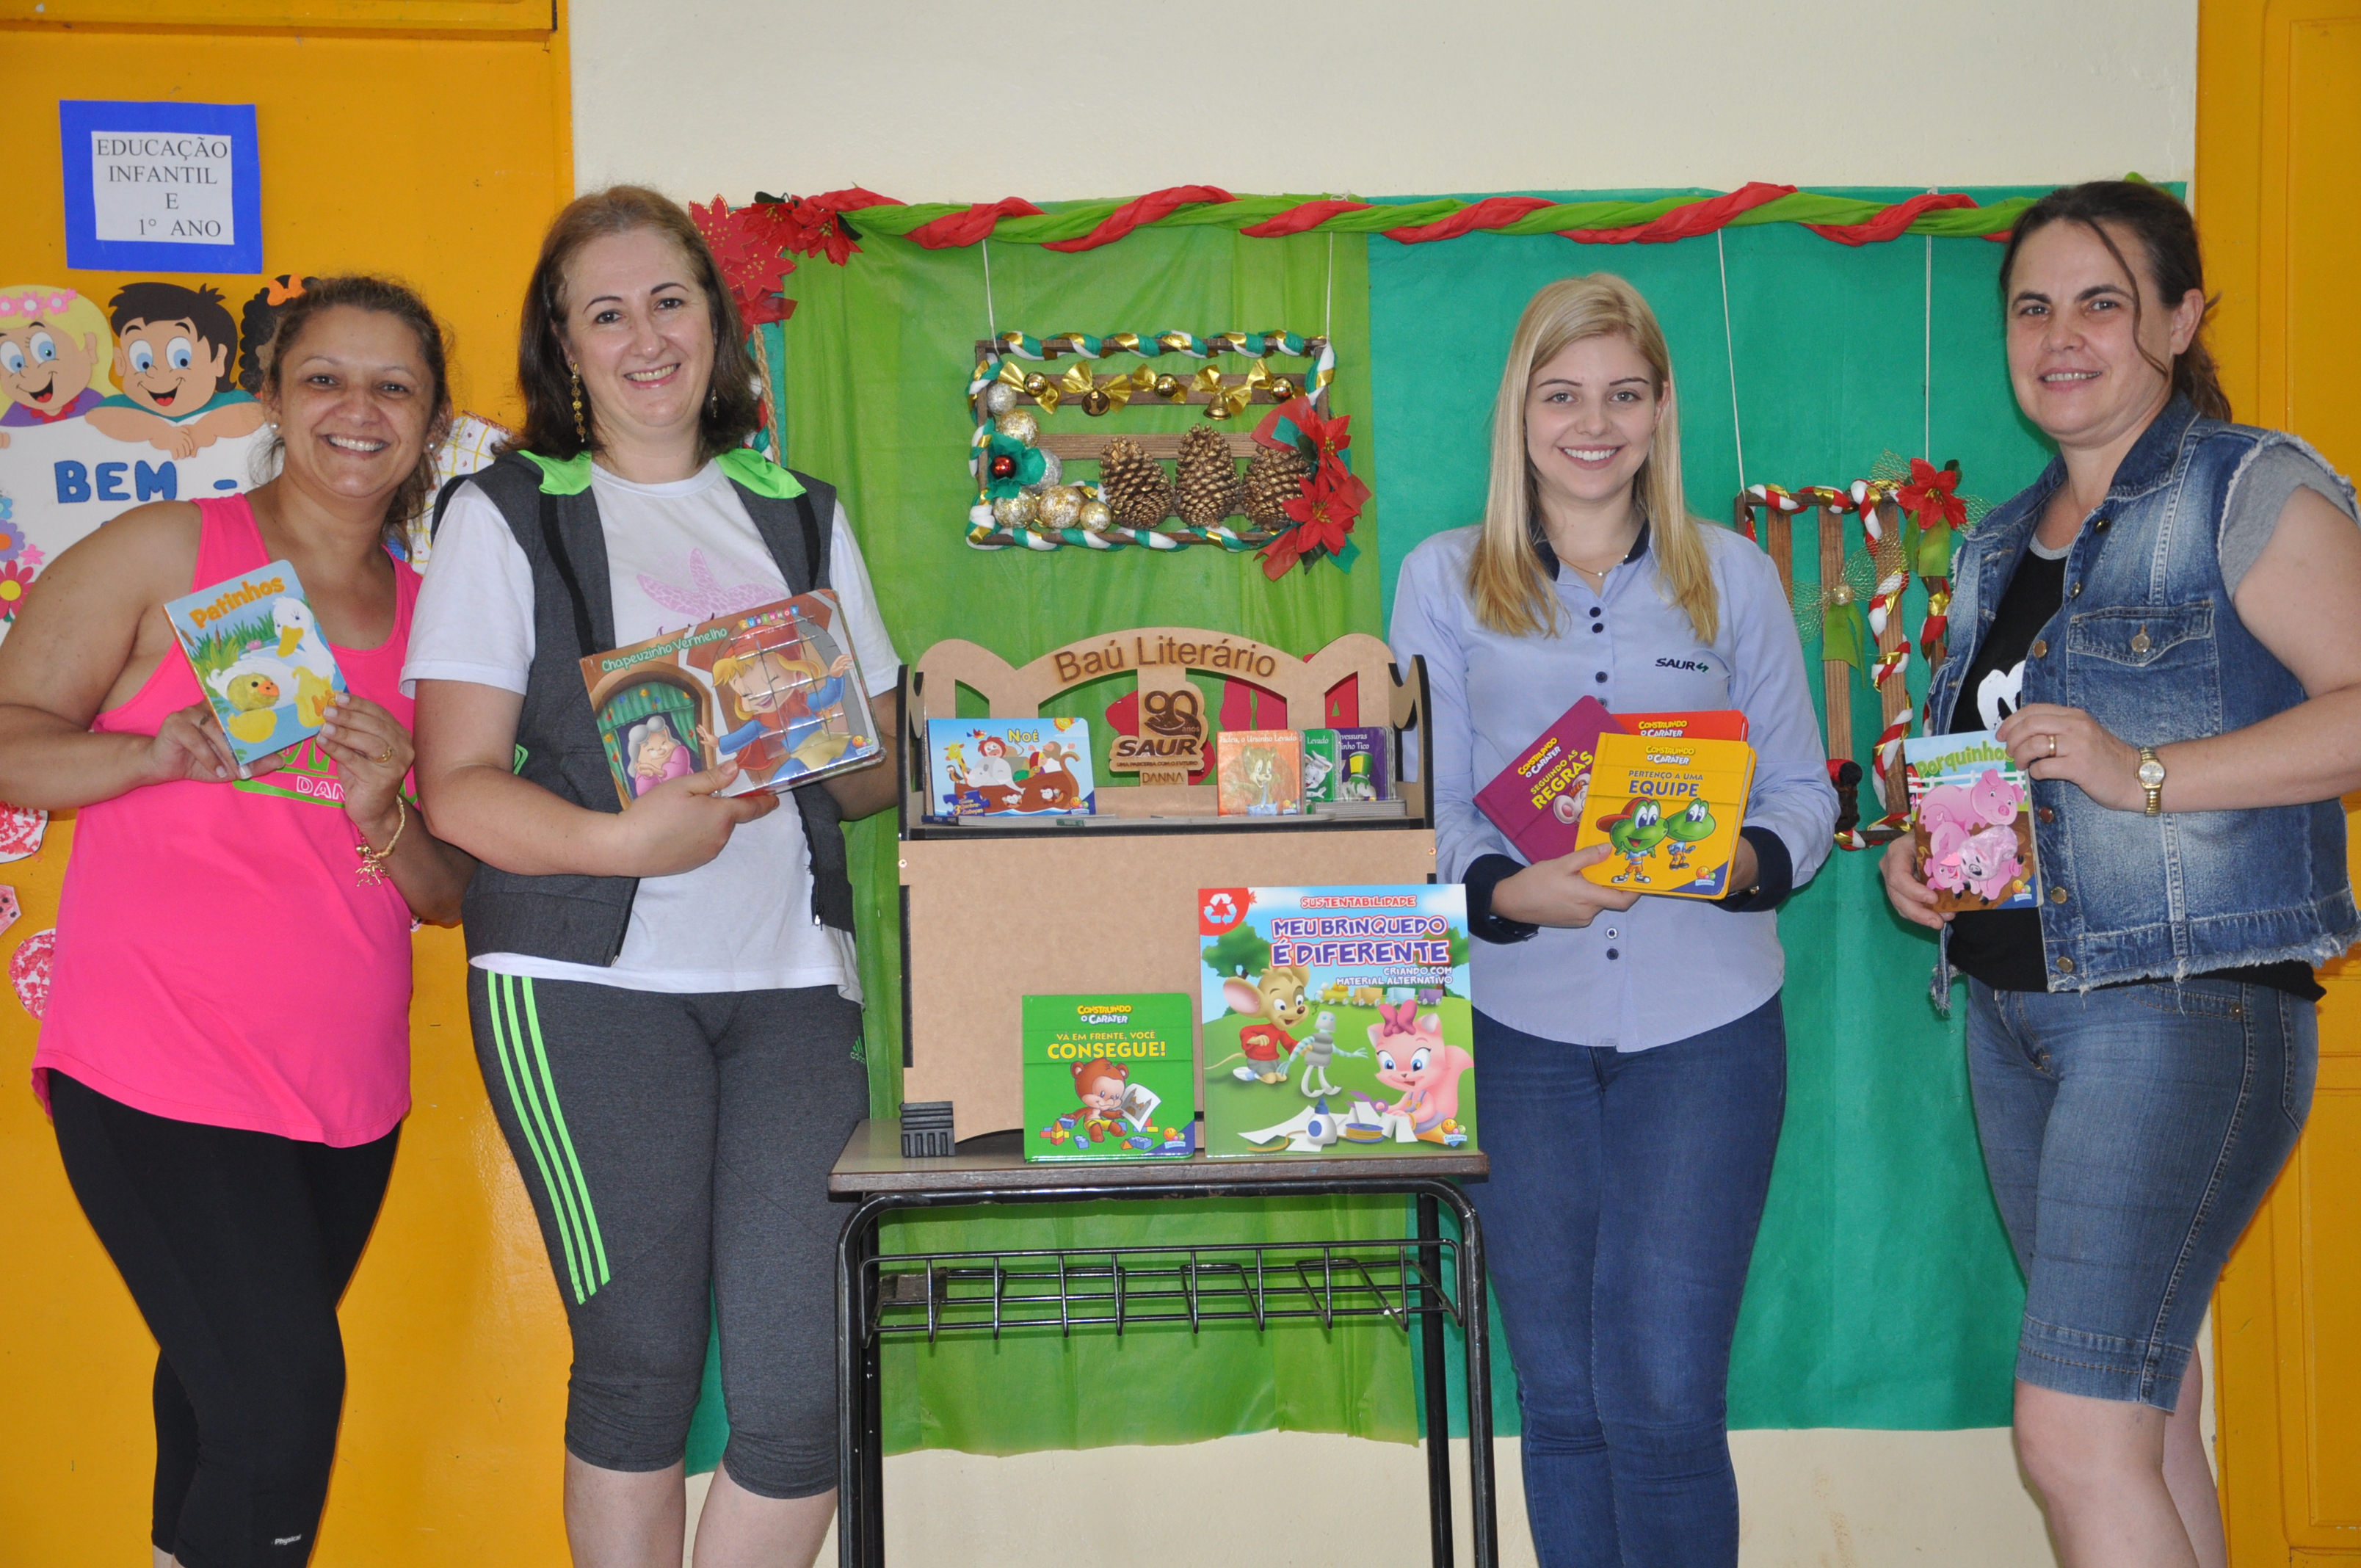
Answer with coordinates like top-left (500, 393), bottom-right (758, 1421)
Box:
top-left (0, 11), bottom-right (576, 1563)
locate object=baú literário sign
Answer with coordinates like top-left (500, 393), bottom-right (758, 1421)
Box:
top-left (59, 101), bottom-right (262, 275)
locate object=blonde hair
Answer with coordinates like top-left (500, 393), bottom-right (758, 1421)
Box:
top-left (1466, 274), bottom-right (1717, 643)
top-left (0, 284), bottom-right (119, 396)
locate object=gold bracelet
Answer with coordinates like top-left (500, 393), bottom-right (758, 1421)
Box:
top-left (357, 798), bottom-right (407, 888)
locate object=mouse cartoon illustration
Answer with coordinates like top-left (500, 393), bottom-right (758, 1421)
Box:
top-left (1368, 1002), bottom-right (1473, 1142)
top-left (1224, 962), bottom-right (1311, 1086)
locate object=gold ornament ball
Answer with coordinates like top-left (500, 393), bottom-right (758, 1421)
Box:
top-left (983, 382), bottom-right (1018, 416)
top-left (991, 493), bottom-right (1040, 529)
top-left (1037, 485), bottom-right (1084, 528)
top-left (1076, 499), bottom-right (1114, 532)
top-left (1830, 582), bottom-right (1854, 605)
top-left (1269, 377), bottom-right (1299, 404)
top-left (1082, 388), bottom-right (1111, 416)
top-left (1022, 372), bottom-right (1049, 398)
top-left (995, 409), bottom-right (1041, 446)
top-left (1153, 374), bottom-right (1183, 400)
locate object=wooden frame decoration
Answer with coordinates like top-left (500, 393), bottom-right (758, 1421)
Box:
top-left (963, 329), bottom-right (1335, 553)
top-left (895, 628), bottom-right (1437, 1130)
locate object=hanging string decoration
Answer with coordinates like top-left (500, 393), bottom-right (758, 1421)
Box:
top-left (960, 330), bottom-right (1360, 570)
top-left (1738, 462), bottom-right (1990, 852)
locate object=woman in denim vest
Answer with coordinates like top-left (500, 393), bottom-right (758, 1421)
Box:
top-left (1883, 181), bottom-right (2361, 1568)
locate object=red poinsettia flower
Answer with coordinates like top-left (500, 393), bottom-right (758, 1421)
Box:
top-left (690, 196), bottom-right (800, 328)
top-left (1897, 457), bottom-right (1967, 529)
top-left (774, 187), bottom-right (895, 266)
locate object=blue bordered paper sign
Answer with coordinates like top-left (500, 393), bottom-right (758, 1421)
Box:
top-left (60, 101), bottom-right (262, 275)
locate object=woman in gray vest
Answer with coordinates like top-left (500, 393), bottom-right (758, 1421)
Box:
top-left (1883, 181), bottom-right (2360, 1568)
top-left (406, 186), bottom-right (902, 1568)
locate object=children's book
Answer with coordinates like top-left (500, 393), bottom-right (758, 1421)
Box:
top-left (1901, 731), bottom-right (2040, 912)
top-left (1197, 885), bottom-right (1475, 1158)
top-left (926, 718), bottom-right (1096, 819)
top-left (164, 559), bottom-right (349, 767)
top-left (1333, 727), bottom-right (1391, 802)
top-left (1216, 730), bottom-right (1302, 816)
top-left (1475, 697), bottom-right (1619, 864)
top-left (577, 589), bottom-right (880, 807)
top-left (1301, 728), bottom-right (1342, 802)
top-left (1023, 993), bottom-right (1197, 1161)
top-left (1616, 709), bottom-right (1750, 743)
top-left (1572, 731), bottom-right (1755, 898)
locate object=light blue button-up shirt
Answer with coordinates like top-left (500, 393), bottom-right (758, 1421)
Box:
top-left (1390, 520), bottom-right (1836, 1050)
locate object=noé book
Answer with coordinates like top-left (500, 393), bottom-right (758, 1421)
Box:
top-left (1901, 731), bottom-right (2040, 912)
top-left (164, 559), bottom-right (349, 767)
top-left (576, 589), bottom-right (880, 808)
top-left (1023, 992), bottom-right (1197, 1161)
top-left (1197, 884), bottom-right (1475, 1158)
top-left (1571, 730), bottom-right (1755, 899)
top-left (926, 717), bottom-right (1095, 819)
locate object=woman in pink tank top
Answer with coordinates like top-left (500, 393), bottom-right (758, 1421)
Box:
top-left (0, 278), bottom-right (475, 1568)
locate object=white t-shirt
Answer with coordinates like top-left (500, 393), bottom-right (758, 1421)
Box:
top-left (402, 460), bottom-right (901, 996)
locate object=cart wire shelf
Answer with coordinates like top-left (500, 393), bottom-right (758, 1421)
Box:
top-left (863, 1235), bottom-right (1465, 1345)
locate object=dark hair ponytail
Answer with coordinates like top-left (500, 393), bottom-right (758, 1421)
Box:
top-left (253, 275), bottom-right (455, 548)
top-left (1999, 180), bottom-right (2230, 422)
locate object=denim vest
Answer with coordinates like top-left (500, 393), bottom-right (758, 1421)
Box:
top-left (1925, 397), bottom-right (2359, 995)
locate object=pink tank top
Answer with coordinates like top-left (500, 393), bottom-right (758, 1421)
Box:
top-left (32, 495), bottom-right (420, 1145)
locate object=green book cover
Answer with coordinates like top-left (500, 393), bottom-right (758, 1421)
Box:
top-left (1022, 992), bottom-right (1198, 1161)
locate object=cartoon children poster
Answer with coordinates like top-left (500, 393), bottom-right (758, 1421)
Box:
top-left (0, 286), bottom-right (115, 438)
top-left (85, 282), bottom-right (264, 458)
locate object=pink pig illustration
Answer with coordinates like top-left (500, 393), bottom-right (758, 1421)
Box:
top-left (1968, 767), bottom-right (2024, 827)
top-left (1368, 1003), bottom-right (1473, 1141)
top-left (1957, 825), bottom-right (2024, 902)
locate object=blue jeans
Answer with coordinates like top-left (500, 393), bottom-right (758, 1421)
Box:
top-left (1966, 977), bottom-right (2315, 1409)
top-left (1469, 997), bottom-right (1786, 1568)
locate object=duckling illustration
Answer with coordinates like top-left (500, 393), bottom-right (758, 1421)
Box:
top-left (217, 672), bottom-right (283, 743)
top-left (1661, 795), bottom-right (1716, 872)
top-left (1600, 799), bottom-right (1668, 885)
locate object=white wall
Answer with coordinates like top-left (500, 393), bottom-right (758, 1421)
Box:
top-left (573, 0), bottom-right (2195, 203)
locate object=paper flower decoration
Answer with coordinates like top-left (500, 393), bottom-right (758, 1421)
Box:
top-left (1898, 458), bottom-right (1968, 578)
top-left (689, 196), bottom-right (800, 328)
top-left (0, 559), bottom-right (38, 623)
top-left (0, 504), bottom-right (23, 567)
top-left (982, 431), bottom-right (1046, 499)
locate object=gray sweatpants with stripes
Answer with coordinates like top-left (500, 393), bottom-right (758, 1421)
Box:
top-left (469, 969), bottom-right (869, 1498)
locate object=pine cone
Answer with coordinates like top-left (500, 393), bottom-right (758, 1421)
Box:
top-left (1174, 423), bottom-right (1244, 529)
top-left (1244, 443), bottom-right (1313, 527)
top-left (1097, 436), bottom-right (1175, 529)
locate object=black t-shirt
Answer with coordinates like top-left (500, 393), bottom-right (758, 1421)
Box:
top-left (1945, 537), bottom-right (2324, 999)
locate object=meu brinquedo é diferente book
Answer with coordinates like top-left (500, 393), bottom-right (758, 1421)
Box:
top-left (1572, 730), bottom-right (1756, 898)
top-left (577, 589), bottom-right (880, 808)
top-left (1901, 730), bottom-right (2040, 912)
top-left (1022, 992), bottom-right (1197, 1161)
top-left (164, 559), bottom-right (349, 768)
top-left (1197, 885), bottom-right (1475, 1158)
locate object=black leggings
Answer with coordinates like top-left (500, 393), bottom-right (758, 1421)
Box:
top-left (47, 1072), bottom-right (398, 1568)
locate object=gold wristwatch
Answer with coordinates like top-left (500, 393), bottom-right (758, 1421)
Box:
top-left (2137, 747), bottom-right (2166, 816)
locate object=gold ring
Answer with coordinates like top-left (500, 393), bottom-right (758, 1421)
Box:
top-left (373, 746), bottom-right (395, 765)
top-left (2048, 735), bottom-right (2057, 757)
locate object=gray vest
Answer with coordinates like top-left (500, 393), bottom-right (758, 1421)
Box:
top-left (435, 451), bottom-right (855, 968)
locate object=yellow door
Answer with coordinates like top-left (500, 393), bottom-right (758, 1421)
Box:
top-left (0, 4), bottom-right (576, 1563)
top-left (2200, 0), bottom-right (2361, 1558)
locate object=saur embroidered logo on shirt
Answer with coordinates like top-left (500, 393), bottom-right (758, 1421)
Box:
top-left (1656, 657), bottom-right (1713, 672)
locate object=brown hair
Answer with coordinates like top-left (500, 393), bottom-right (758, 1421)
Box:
top-left (1998, 180), bottom-right (2230, 422)
top-left (253, 275), bottom-right (454, 548)
top-left (510, 184), bottom-right (764, 463)
top-left (1466, 275), bottom-right (1719, 642)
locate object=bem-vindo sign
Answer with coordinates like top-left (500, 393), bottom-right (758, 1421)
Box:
top-left (59, 101), bottom-right (262, 275)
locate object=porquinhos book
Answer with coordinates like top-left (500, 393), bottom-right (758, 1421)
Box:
top-left (1901, 730), bottom-right (2039, 912)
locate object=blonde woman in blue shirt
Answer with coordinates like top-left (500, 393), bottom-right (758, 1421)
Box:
top-left (1391, 274), bottom-right (1836, 1568)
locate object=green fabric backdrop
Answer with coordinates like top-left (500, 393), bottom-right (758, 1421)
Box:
top-left (688, 187), bottom-right (2079, 1467)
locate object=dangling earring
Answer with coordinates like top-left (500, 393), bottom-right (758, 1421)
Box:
top-left (708, 382), bottom-right (719, 415)
top-left (570, 369), bottom-right (587, 443)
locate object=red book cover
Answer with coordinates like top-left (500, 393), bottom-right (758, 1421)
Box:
top-left (1616, 709), bottom-right (1749, 743)
top-left (1475, 697), bottom-right (1620, 863)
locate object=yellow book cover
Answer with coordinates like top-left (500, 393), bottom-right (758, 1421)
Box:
top-left (1572, 732), bottom-right (1755, 898)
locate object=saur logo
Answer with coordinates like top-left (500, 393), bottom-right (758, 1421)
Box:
top-left (1656, 657), bottom-right (1712, 672)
